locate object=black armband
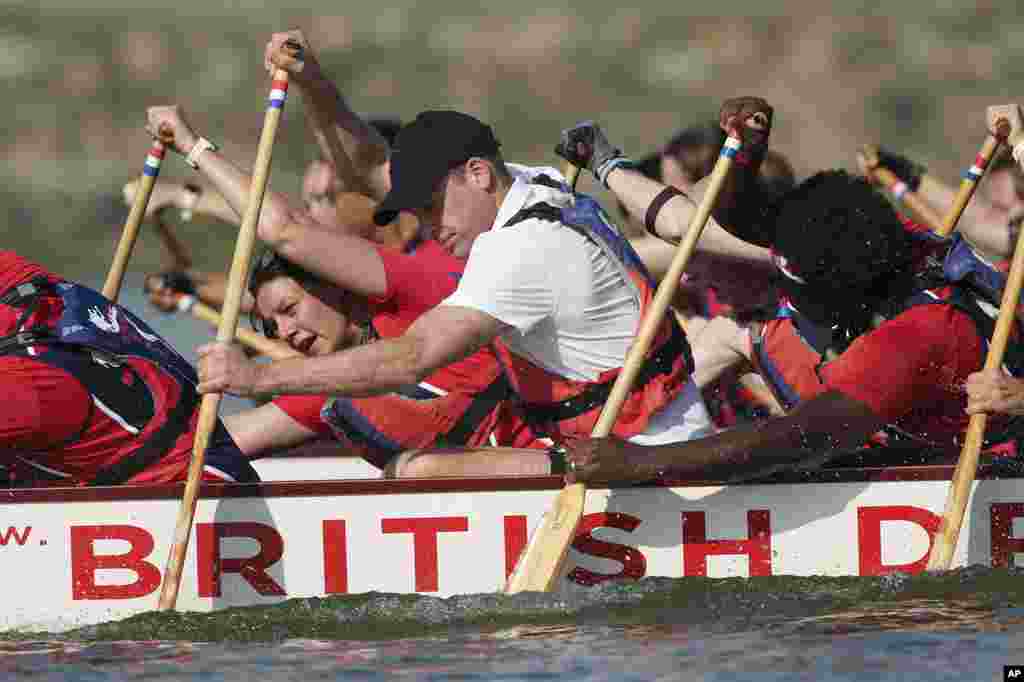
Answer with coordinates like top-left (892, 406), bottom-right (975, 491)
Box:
top-left (876, 148), bottom-right (927, 192)
top-left (645, 186), bottom-right (687, 237)
top-left (546, 446), bottom-right (568, 475)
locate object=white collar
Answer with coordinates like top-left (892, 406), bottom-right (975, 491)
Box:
top-left (492, 174), bottom-right (533, 231)
top-left (492, 165), bottom-right (571, 231)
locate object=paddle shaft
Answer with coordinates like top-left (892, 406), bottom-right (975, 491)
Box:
top-left (936, 133), bottom-right (1004, 238)
top-left (870, 166), bottom-right (943, 233)
top-left (926, 216), bottom-right (1024, 569)
top-left (593, 142), bottom-right (739, 437)
top-left (505, 135), bottom-right (745, 594)
top-left (564, 163), bottom-right (581, 191)
top-left (158, 70), bottom-right (291, 610)
top-left (175, 295), bottom-right (297, 360)
top-left (103, 142), bottom-right (166, 300)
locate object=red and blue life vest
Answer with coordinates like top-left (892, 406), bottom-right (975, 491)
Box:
top-left (752, 271), bottom-right (1024, 452)
top-left (0, 276), bottom-right (256, 485)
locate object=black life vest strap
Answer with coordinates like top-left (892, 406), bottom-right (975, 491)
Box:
top-left (441, 373), bottom-right (514, 445)
top-left (529, 174), bottom-right (567, 191)
top-left (89, 380), bottom-right (198, 486)
top-left (503, 201), bottom-right (564, 226)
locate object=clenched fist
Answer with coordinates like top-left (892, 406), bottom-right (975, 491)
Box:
top-left (718, 96), bottom-right (772, 148)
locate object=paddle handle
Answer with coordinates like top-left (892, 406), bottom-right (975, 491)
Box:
top-left (103, 142), bottom-right (166, 301)
top-left (564, 163), bottom-right (581, 192)
top-left (927, 206), bottom-right (1024, 570)
top-left (175, 295), bottom-right (297, 360)
top-left (870, 166), bottom-right (943, 233)
top-left (935, 133), bottom-right (1004, 238)
top-left (592, 136), bottom-right (741, 437)
top-left (158, 70), bottom-right (291, 611)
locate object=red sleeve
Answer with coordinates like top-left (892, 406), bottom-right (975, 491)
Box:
top-left (372, 241), bottom-right (464, 316)
top-left (0, 251), bottom-right (61, 335)
top-left (0, 357), bottom-right (91, 452)
top-left (818, 303), bottom-right (983, 422)
top-left (271, 394), bottom-right (333, 436)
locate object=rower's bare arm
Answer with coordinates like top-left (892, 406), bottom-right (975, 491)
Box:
top-left (143, 269), bottom-right (252, 314)
top-left (145, 104), bottom-right (390, 299)
top-left (553, 118), bottom-right (772, 272)
top-left (863, 131), bottom-right (1020, 262)
top-left (609, 170), bottom-right (772, 272)
top-left (565, 390), bottom-right (882, 485)
top-left (123, 179), bottom-right (238, 225)
top-left (260, 216), bottom-right (389, 300)
top-left (242, 305), bottom-right (505, 398)
top-left (918, 173), bottom-right (1016, 261)
top-left (690, 315), bottom-right (751, 389)
top-left (265, 30), bottom-right (390, 201)
top-left (222, 402), bottom-right (318, 456)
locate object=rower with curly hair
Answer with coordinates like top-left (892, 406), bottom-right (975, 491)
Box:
top-left (561, 162), bottom-right (1024, 483)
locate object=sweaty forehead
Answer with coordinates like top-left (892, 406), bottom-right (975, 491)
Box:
top-left (255, 275), bottom-right (303, 312)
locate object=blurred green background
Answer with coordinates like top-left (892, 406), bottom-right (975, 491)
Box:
top-left (3, 0), bottom-right (1023, 281)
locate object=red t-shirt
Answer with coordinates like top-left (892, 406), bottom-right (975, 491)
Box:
top-left (373, 239), bottom-right (501, 394)
top-left (272, 393), bottom-right (333, 436)
top-left (273, 238), bottom-right (507, 429)
top-left (817, 295), bottom-right (985, 446)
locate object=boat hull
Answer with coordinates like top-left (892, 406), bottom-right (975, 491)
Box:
top-left (1, 462), bottom-right (1022, 632)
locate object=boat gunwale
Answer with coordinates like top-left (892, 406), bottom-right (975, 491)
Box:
top-left (1, 463), bottom-right (1021, 504)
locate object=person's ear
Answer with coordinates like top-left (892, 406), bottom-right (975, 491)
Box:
top-left (465, 157), bottom-right (495, 191)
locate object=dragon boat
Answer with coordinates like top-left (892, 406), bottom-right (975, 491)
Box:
top-left (1, 457), bottom-right (1022, 632)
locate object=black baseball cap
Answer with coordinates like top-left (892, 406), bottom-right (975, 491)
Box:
top-left (373, 110), bottom-right (501, 226)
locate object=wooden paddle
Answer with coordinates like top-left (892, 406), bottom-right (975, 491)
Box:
top-left (157, 69), bottom-right (292, 611)
top-left (171, 294), bottom-right (297, 360)
top-left (926, 214), bottom-right (1024, 570)
top-left (860, 145), bottom-right (943, 233)
top-left (563, 163), bottom-right (581, 192)
top-left (103, 142), bottom-right (166, 300)
top-left (504, 130), bottom-right (752, 594)
top-left (935, 127), bottom-right (1007, 238)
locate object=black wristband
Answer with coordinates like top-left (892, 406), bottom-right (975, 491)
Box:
top-left (547, 446), bottom-right (567, 476)
top-left (645, 186), bottom-right (686, 236)
top-left (877, 148), bottom-right (926, 192)
top-left (158, 270), bottom-right (196, 296)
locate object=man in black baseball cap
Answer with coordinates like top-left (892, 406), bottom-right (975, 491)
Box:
top-left (199, 105), bottom-right (722, 480)
top-left (373, 110), bottom-right (502, 228)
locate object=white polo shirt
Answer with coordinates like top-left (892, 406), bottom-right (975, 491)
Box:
top-left (441, 164), bottom-right (712, 444)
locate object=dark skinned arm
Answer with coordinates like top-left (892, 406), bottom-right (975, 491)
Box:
top-left (564, 390), bottom-right (883, 485)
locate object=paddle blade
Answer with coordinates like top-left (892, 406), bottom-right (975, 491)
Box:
top-left (504, 482), bottom-right (586, 594)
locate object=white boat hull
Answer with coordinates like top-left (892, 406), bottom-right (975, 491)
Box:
top-left (1, 463), bottom-right (1022, 632)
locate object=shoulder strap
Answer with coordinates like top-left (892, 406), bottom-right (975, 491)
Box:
top-left (529, 174), bottom-right (567, 191)
top-left (502, 201), bottom-right (563, 228)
